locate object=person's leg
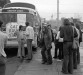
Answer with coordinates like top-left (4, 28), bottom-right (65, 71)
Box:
top-left (46, 48), bottom-right (52, 64)
top-left (41, 46), bottom-right (47, 64)
top-left (58, 42), bottom-right (63, 60)
top-left (73, 49), bottom-right (77, 69)
top-left (27, 39), bottom-right (33, 60)
top-left (62, 55), bottom-right (69, 73)
top-left (0, 56), bottom-right (6, 75)
top-left (21, 40), bottom-right (25, 57)
top-left (17, 41), bottom-right (22, 58)
top-left (25, 39), bottom-right (29, 59)
top-left (62, 42), bottom-right (69, 74)
top-left (68, 42), bottom-right (73, 74)
top-left (77, 47), bottom-right (80, 64)
top-left (53, 42), bottom-right (59, 58)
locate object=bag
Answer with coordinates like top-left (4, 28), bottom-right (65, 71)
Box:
top-left (59, 37), bottom-right (63, 42)
top-left (72, 27), bottom-right (79, 49)
top-left (72, 38), bottom-right (78, 49)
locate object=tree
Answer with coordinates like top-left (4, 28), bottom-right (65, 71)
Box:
top-left (0, 0), bottom-right (11, 8)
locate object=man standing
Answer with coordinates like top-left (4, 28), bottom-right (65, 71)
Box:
top-left (0, 21), bottom-right (8, 75)
top-left (25, 22), bottom-right (34, 60)
top-left (60, 19), bottom-right (78, 74)
top-left (41, 25), bottom-right (52, 65)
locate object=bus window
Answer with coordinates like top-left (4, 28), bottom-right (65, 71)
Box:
top-left (0, 13), bottom-right (17, 26)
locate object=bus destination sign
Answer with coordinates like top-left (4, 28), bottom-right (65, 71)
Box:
top-left (2, 9), bottom-right (29, 13)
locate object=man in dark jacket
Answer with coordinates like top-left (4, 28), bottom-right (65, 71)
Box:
top-left (41, 25), bottom-right (52, 65)
top-left (47, 24), bottom-right (54, 42)
top-left (60, 19), bottom-right (78, 74)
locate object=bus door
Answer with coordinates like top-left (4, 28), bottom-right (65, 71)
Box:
top-left (17, 14), bottom-right (26, 26)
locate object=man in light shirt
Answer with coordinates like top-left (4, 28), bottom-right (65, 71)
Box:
top-left (25, 22), bottom-right (34, 60)
top-left (0, 21), bottom-right (8, 75)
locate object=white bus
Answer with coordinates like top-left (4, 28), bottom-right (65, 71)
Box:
top-left (0, 2), bottom-right (41, 49)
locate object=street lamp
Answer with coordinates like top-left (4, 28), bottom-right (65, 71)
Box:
top-left (57, 0), bottom-right (59, 26)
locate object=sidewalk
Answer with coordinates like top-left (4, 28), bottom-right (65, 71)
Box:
top-left (14, 45), bottom-right (83, 75)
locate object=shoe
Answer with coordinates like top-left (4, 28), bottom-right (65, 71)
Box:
top-left (22, 56), bottom-right (25, 58)
top-left (61, 71), bottom-right (68, 74)
top-left (53, 57), bottom-right (57, 59)
top-left (68, 71), bottom-right (73, 74)
top-left (73, 67), bottom-right (77, 69)
top-left (57, 59), bottom-right (61, 61)
top-left (41, 61), bottom-right (46, 64)
top-left (46, 62), bottom-right (52, 65)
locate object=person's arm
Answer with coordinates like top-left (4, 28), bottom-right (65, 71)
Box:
top-left (32, 27), bottom-right (34, 40)
top-left (74, 27), bottom-right (78, 38)
top-left (25, 27), bottom-right (29, 36)
top-left (79, 30), bottom-right (82, 42)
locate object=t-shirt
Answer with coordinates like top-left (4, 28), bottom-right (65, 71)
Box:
top-left (0, 31), bottom-right (8, 57)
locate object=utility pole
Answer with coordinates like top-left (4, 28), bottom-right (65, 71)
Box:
top-left (57, 0), bottom-right (59, 27)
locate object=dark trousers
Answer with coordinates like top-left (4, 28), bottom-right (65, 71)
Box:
top-left (77, 47), bottom-right (80, 64)
top-left (73, 47), bottom-right (80, 69)
top-left (26, 39), bottom-right (33, 59)
top-left (41, 46), bottom-right (52, 64)
top-left (73, 49), bottom-right (77, 69)
top-left (0, 56), bottom-right (6, 75)
top-left (54, 41), bottom-right (63, 59)
top-left (62, 42), bottom-right (73, 73)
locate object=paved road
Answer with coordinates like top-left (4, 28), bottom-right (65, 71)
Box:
top-left (5, 42), bottom-right (83, 75)
top-left (13, 43), bottom-right (83, 75)
top-left (5, 57), bottom-right (22, 75)
top-left (5, 47), bottom-right (36, 75)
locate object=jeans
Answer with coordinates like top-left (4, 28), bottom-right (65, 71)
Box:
top-left (54, 42), bottom-right (63, 59)
top-left (62, 42), bottom-right (73, 73)
top-left (26, 39), bottom-right (33, 59)
top-left (17, 40), bottom-right (25, 57)
top-left (73, 49), bottom-right (77, 69)
top-left (41, 46), bottom-right (52, 64)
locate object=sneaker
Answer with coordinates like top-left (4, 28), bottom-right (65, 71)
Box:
top-left (57, 59), bottom-right (61, 61)
top-left (61, 71), bottom-right (68, 74)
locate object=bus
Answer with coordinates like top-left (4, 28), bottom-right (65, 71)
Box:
top-left (0, 2), bottom-right (41, 49)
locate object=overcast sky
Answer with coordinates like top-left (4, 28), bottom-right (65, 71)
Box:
top-left (11, 0), bottom-right (83, 21)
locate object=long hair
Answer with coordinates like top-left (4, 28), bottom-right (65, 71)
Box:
top-left (63, 19), bottom-right (70, 26)
top-left (75, 22), bottom-right (80, 30)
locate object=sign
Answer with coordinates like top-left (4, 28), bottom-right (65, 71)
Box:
top-left (6, 22), bottom-right (19, 38)
top-left (2, 9), bottom-right (35, 15)
top-left (17, 14), bottom-right (26, 25)
top-left (2, 9), bottom-right (29, 12)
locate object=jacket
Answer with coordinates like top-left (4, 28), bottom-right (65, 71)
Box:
top-left (60, 25), bottom-right (78, 42)
top-left (40, 28), bottom-right (52, 50)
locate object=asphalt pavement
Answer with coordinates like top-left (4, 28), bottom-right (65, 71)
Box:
top-left (5, 57), bottom-right (22, 75)
top-left (5, 42), bottom-right (83, 75)
top-left (13, 43), bottom-right (83, 75)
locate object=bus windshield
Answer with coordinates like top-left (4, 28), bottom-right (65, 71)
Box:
top-left (0, 12), bottom-right (39, 30)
